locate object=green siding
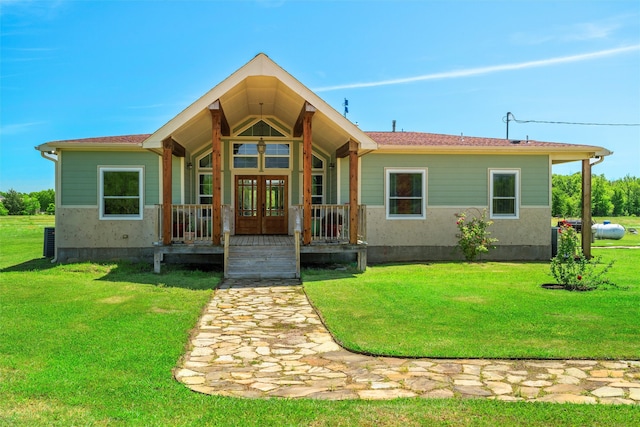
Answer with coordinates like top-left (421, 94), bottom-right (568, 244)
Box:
top-left (360, 153), bottom-right (549, 206)
top-left (223, 140), bottom-right (231, 205)
top-left (339, 157), bottom-right (349, 204)
top-left (61, 150), bottom-right (160, 206)
top-left (292, 142), bottom-right (300, 204)
top-left (171, 157), bottom-right (182, 204)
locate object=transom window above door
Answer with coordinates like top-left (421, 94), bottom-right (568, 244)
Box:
top-left (233, 143), bottom-right (259, 168)
top-left (264, 144), bottom-right (290, 168)
top-left (232, 142), bottom-right (290, 169)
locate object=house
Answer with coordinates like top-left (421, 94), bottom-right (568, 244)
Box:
top-left (36, 53), bottom-right (611, 276)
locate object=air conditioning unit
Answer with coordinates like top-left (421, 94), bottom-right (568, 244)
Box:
top-left (43, 227), bottom-right (55, 257)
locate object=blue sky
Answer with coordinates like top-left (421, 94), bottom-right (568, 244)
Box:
top-left (1, 0), bottom-right (639, 193)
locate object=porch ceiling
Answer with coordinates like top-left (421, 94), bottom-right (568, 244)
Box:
top-left (170, 76), bottom-right (365, 154)
top-left (144, 54), bottom-right (377, 155)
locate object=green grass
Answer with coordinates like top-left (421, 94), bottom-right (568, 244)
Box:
top-left (304, 253), bottom-right (639, 359)
top-left (1, 216), bottom-right (639, 426)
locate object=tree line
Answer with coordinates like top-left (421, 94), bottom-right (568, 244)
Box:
top-left (552, 174), bottom-right (640, 217)
top-left (1, 175), bottom-right (639, 217)
top-left (0, 189), bottom-right (55, 216)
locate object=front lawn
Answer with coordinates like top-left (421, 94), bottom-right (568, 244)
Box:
top-left (1, 216), bottom-right (638, 426)
top-left (303, 251), bottom-right (640, 359)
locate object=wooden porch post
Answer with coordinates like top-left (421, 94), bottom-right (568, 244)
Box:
top-left (348, 139), bottom-right (359, 244)
top-left (336, 139), bottom-right (361, 245)
top-left (209, 101), bottom-right (223, 245)
top-left (162, 138), bottom-right (173, 245)
top-left (581, 159), bottom-right (592, 259)
top-left (302, 102), bottom-right (316, 245)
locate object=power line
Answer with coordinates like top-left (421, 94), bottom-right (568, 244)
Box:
top-left (503, 112), bottom-right (640, 139)
top-left (504, 112), bottom-right (639, 126)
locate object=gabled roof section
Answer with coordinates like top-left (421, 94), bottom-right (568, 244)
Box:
top-left (142, 53), bottom-right (378, 153)
top-left (366, 131), bottom-right (612, 162)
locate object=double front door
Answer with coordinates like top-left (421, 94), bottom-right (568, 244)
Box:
top-left (235, 175), bottom-right (288, 235)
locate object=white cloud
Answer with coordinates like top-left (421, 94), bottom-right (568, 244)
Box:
top-left (313, 45), bottom-right (640, 92)
top-left (0, 121), bottom-right (47, 136)
top-left (511, 15), bottom-right (633, 45)
top-left (0, 0), bottom-right (67, 19)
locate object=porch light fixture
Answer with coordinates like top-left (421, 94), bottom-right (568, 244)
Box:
top-left (257, 102), bottom-right (266, 155)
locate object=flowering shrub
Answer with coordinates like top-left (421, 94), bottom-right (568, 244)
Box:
top-left (455, 209), bottom-right (498, 261)
top-left (550, 223), bottom-right (615, 291)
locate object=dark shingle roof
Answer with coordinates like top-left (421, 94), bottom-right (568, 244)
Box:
top-left (47, 134), bottom-right (151, 145)
top-left (365, 131), bottom-right (585, 149)
top-left (42, 131), bottom-right (605, 154)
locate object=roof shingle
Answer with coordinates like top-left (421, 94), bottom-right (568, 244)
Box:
top-left (47, 134), bottom-right (151, 145)
top-left (365, 131), bottom-right (588, 149)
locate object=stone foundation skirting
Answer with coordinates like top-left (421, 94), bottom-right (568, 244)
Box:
top-left (367, 245), bottom-right (551, 264)
top-left (56, 247), bottom-right (155, 264)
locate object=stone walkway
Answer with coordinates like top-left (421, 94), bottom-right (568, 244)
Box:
top-left (175, 279), bottom-right (640, 403)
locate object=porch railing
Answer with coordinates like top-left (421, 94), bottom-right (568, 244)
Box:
top-left (157, 204), bottom-right (366, 245)
top-left (295, 204), bottom-right (366, 243)
top-left (157, 204), bottom-right (214, 244)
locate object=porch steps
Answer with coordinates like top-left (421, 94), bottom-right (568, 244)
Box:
top-left (226, 244), bottom-right (297, 279)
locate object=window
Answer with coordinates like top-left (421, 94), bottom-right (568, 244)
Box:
top-left (386, 169), bottom-right (426, 219)
top-left (312, 174), bottom-right (324, 204)
top-left (312, 154), bottom-right (325, 204)
top-left (198, 174), bottom-right (212, 204)
top-left (490, 169), bottom-right (519, 218)
top-left (238, 120), bottom-right (284, 137)
top-left (199, 153), bottom-right (212, 169)
top-left (233, 143), bottom-right (258, 168)
top-left (312, 154), bottom-right (324, 170)
top-left (99, 167), bottom-right (143, 219)
top-left (264, 143), bottom-right (290, 169)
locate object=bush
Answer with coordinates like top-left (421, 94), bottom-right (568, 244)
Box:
top-left (550, 223), bottom-right (615, 291)
top-left (455, 209), bottom-right (498, 262)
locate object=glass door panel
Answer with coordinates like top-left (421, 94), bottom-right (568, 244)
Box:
top-left (235, 175), bottom-right (288, 235)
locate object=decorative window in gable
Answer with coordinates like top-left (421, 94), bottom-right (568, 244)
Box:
top-left (386, 168), bottom-right (427, 219)
top-left (490, 169), bottom-right (519, 219)
top-left (99, 167), bottom-right (143, 220)
top-left (238, 120), bottom-right (285, 137)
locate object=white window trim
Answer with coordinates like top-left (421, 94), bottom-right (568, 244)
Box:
top-left (264, 143), bottom-right (291, 170)
top-left (312, 172), bottom-right (325, 204)
top-left (99, 167), bottom-right (144, 220)
top-left (197, 172), bottom-right (213, 205)
top-left (232, 142), bottom-right (259, 170)
top-left (489, 169), bottom-right (520, 219)
top-left (385, 168), bottom-right (427, 220)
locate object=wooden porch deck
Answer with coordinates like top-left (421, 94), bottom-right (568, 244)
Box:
top-left (230, 235), bottom-right (294, 246)
top-left (153, 235), bottom-right (367, 274)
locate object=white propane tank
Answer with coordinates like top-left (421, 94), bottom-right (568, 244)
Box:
top-left (591, 223), bottom-right (625, 240)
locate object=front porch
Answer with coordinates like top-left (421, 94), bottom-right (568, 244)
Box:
top-left (153, 204), bottom-right (367, 276)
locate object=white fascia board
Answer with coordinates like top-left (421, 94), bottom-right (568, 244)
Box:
top-left (375, 145), bottom-right (611, 158)
top-left (36, 143), bottom-right (144, 152)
